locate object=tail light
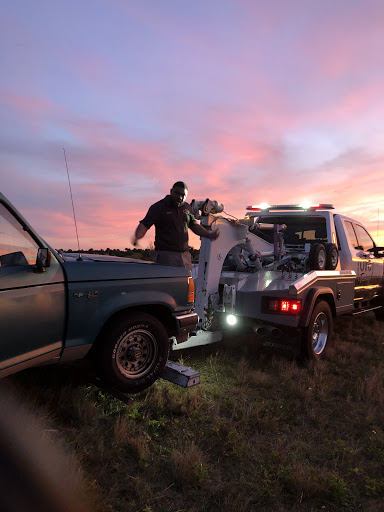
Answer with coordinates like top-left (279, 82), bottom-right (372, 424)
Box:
top-left (266, 298), bottom-right (302, 315)
top-left (188, 277), bottom-right (195, 303)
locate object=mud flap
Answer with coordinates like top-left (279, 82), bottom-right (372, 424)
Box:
top-left (261, 329), bottom-right (302, 359)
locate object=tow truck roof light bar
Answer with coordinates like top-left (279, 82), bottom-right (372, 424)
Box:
top-left (246, 203), bottom-right (334, 212)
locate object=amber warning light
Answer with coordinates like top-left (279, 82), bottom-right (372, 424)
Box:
top-left (188, 277), bottom-right (195, 303)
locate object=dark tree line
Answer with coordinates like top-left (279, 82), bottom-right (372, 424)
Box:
top-left (58, 247), bottom-right (200, 262)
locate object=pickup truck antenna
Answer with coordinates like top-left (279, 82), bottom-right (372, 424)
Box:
top-left (63, 147), bottom-right (82, 260)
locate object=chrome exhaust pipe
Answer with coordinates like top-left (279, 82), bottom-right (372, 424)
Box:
top-left (252, 324), bottom-right (281, 339)
top-left (252, 324), bottom-right (268, 336)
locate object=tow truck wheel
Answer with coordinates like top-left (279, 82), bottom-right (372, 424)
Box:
top-left (301, 301), bottom-right (333, 360)
top-left (325, 243), bottom-right (338, 270)
top-left (308, 243), bottom-right (327, 271)
top-left (374, 306), bottom-right (384, 321)
top-left (96, 313), bottom-right (170, 393)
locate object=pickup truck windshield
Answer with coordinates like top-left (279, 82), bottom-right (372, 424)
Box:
top-left (255, 215), bottom-right (327, 246)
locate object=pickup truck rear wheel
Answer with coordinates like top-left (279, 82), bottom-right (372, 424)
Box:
top-left (301, 300), bottom-right (333, 360)
top-left (97, 313), bottom-right (170, 393)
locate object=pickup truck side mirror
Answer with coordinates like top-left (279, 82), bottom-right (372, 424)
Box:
top-left (35, 248), bottom-right (51, 272)
top-left (368, 247), bottom-right (384, 258)
top-left (356, 250), bottom-right (372, 259)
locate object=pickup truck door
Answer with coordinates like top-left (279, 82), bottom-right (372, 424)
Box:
top-left (344, 221), bottom-right (383, 301)
top-left (0, 202), bottom-right (66, 376)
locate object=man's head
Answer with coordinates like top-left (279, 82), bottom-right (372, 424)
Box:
top-left (170, 181), bottom-right (188, 207)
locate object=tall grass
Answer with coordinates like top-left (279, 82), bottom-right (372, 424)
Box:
top-left (3, 314), bottom-right (384, 511)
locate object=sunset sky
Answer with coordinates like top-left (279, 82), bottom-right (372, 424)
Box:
top-left (1, 0), bottom-right (384, 250)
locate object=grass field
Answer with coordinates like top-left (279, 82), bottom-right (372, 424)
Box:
top-left (2, 314), bottom-right (384, 512)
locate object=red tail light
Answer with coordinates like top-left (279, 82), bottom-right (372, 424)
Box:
top-left (267, 298), bottom-right (301, 315)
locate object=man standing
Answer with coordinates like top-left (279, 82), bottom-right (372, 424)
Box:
top-left (132, 181), bottom-right (219, 271)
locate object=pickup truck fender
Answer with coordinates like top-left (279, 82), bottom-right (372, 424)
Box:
top-left (299, 287), bottom-right (335, 328)
top-left (62, 285), bottom-right (182, 360)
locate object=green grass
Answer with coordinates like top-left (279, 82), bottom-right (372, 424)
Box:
top-left (2, 314), bottom-right (384, 511)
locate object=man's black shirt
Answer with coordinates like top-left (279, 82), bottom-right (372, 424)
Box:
top-left (140, 195), bottom-right (196, 252)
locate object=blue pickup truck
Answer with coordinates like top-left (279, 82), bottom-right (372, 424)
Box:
top-left (0, 192), bottom-right (197, 393)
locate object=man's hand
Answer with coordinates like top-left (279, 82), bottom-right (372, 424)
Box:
top-left (190, 223), bottom-right (220, 241)
top-left (208, 228), bottom-right (220, 241)
top-left (132, 223), bottom-right (148, 247)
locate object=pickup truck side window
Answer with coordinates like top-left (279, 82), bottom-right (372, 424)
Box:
top-left (0, 203), bottom-right (39, 266)
top-left (353, 224), bottom-right (375, 252)
top-left (345, 221), bottom-right (359, 249)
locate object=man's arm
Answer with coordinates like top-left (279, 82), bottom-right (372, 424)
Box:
top-left (131, 223), bottom-right (148, 246)
top-left (190, 223), bottom-right (219, 240)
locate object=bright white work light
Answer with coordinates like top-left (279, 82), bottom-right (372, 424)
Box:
top-left (299, 200), bottom-right (312, 210)
top-left (226, 314), bottom-right (237, 326)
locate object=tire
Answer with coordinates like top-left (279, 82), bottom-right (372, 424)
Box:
top-left (301, 300), bottom-right (333, 360)
top-left (325, 243), bottom-right (338, 270)
top-left (97, 313), bottom-right (170, 393)
top-left (308, 243), bottom-right (326, 271)
top-left (374, 306), bottom-right (384, 321)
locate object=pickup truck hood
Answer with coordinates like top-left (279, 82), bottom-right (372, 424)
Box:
top-left (60, 253), bottom-right (191, 281)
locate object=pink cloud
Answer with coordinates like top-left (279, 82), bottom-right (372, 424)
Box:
top-left (0, 89), bottom-right (57, 114)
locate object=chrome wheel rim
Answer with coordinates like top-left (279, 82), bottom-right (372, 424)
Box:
top-left (318, 249), bottom-right (326, 270)
top-left (330, 249), bottom-right (338, 267)
top-left (312, 312), bottom-right (328, 355)
top-left (116, 329), bottom-right (158, 378)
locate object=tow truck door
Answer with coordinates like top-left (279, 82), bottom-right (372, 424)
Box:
top-left (0, 202), bottom-right (66, 376)
top-left (344, 221), bottom-right (382, 301)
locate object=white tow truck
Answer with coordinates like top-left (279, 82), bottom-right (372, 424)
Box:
top-left (172, 201), bottom-right (384, 359)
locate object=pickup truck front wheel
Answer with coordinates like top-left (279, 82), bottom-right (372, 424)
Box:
top-left (97, 313), bottom-right (170, 393)
top-left (301, 301), bottom-right (333, 360)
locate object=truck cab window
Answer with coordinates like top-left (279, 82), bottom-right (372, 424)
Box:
top-left (353, 224), bottom-right (375, 252)
top-left (257, 216), bottom-right (327, 246)
top-left (0, 203), bottom-right (39, 267)
top-left (345, 221), bottom-right (359, 249)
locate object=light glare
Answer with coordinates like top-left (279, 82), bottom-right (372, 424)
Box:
top-left (299, 200), bottom-right (312, 210)
top-left (227, 314), bottom-right (237, 326)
